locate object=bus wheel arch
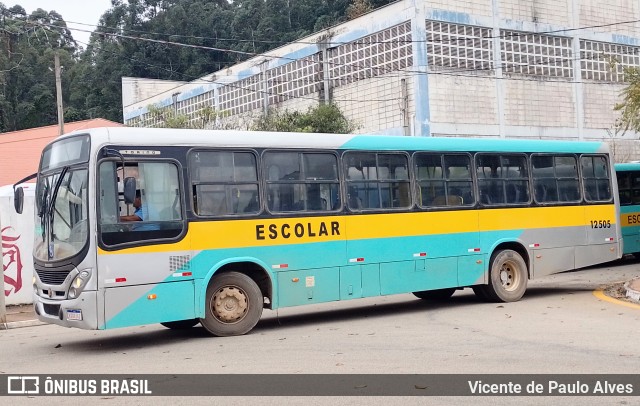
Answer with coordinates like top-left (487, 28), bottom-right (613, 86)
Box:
top-left (474, 242), bottom-right (529, 303)
top-left (199, 261), bottom-right (273, 337)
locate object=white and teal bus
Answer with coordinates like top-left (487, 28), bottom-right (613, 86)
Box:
top-left (15, 127), bottom-right (622, 336)
top-left (615, 162), bottom-right (640, 256)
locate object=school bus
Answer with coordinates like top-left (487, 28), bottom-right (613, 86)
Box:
top-left (15, 127), bottom-right (621, 336)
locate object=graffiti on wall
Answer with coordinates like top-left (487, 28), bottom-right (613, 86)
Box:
top-left (2, 226), bottom-right (23, 297)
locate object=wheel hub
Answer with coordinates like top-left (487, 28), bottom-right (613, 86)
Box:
top-left (212, 286), bottom-right (248, 323)
top-left (500, 263), bottom-right (514, 289)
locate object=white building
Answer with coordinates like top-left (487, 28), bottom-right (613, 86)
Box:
top-left (122, 0), bottom-right (640, 159)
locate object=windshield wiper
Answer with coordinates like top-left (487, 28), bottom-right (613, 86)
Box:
top-left (47, 166), bottom-right (69, 239)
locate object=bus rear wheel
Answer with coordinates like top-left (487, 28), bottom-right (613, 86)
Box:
top-left (477, 249), bottom-right (528, 302)
top-left (413, 288), bottom-right (456, 300)
top-left (200, 272), bottom-right (263, 337)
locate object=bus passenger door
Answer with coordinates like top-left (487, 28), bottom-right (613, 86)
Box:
top-left (98, 159), bottom-right (193, 329)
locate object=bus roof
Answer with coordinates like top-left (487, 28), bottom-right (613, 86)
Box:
top-left (60, 127), bottom-right (609, 154)
top-left (615, 162), bottom-right (640, 171)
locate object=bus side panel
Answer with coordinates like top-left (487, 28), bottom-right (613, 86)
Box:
top-left (532, 247), bottom-right (575, 278)
top-left (619, 205), bottom-right (640, 255)
top-left (277, 267), bottom-right (340, 307)
top-left (578, 204), bottom-right (619, 267)
top-left (380, 258), bottom-right (457, 295)
top-left (361, 263), bottom-right (381, 298)
top-left (103, 280), bottom-right (196, 329)
top-left (339, 266), bottom-right (363, 300)
top-left (457, 255), bottom-right (486, 286)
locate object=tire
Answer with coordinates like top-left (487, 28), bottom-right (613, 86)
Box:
top-left (480, 249), bottom-right (528, 302)
top-left (200, 272), bottom-right (263, 337)
top-left (413, 288), bottom-right (456, 300)
top-left (160, 319), bottom-right (200, 330)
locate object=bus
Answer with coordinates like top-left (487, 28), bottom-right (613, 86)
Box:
top-left (14, 127), bottom-right (622, 337)
top-left (614, 162), bottom-right (640, 256)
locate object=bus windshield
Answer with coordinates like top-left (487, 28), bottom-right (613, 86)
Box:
top-left (34, 168), bottom-right (89, 262)
top-left (34, 136), bottom-right (90, 262)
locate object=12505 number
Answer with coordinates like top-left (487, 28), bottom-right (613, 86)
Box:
top-left (590, 220), bottom-right (611, 229)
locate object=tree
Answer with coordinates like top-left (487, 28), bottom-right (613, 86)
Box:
top-left (252, 103), bottom-right (357, 133)
top-left (346, 0), bottom-right (373, 20)
top-left (614, 67), bottom-right (640, 133)
top-left (145, 104), bottom-right (228, 129)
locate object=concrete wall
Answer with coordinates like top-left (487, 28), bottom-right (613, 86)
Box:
top-left (0, 184), bottom-right (35, 306)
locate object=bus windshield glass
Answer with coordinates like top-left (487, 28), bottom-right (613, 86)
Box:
top-left (40, 135), bottom-right (91, 172)
top-left (34, 137), bottom-right (90, 262)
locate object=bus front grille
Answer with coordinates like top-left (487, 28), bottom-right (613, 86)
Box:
top-left (37, 269), bottom-right (72, 285)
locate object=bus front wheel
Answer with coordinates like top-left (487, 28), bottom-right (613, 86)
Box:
top-left (476, 249), bottom-right (528, 302)
top-left (200, 272), bottom-right (263, 337)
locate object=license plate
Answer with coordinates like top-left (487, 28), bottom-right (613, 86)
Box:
top-left (66, 309), bottom-right (83, 321)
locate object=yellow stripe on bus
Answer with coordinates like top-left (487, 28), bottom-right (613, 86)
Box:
top-left (98, 204), bottom-right (616, 255)
top-left (620, 212), bottom-right (640, 227)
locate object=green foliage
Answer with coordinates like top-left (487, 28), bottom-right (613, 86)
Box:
top-left (252, 103), bottom-right (357, 133)
top-left (614, 67), bottom-right (640, 133)
top-left (147, 103), bottom-right (227, 128)
top-left (346, 0), bottom-right (373, 20)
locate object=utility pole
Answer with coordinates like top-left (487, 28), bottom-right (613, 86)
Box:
top-left (54, 52), bottom-right (64, 135)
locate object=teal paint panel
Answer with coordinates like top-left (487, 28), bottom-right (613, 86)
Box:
top-left (457, 254), bottom-right (485, 286)
top-left (340, 136), bottom-right (604, 154)
top-left (380, 258), bottom-right (457, 295)
top-left (380, 261), bottom-right (414, 295)
top-left (361, 264), bottom-right (381, 297)
top-left (346, 232), bottom-right (479, 263)
top-left (277, 267), bottom-right (340, 307)
top-left (189, 240), bottom-right (347, 278)
top-left (339, 266), bottom-right (362, 300)
top-left (104, 281), bottom-right (196, 329)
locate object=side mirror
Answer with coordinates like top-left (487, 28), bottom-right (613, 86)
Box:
top-left (14, 187), bottom-right (24, 214)
top-left (123, 177), bottom-right (137, 204)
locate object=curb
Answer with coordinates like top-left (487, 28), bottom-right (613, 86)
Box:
top-left (1, 319), bottom-right (45, 330)
top-left (624, 278), bottom-right (640, 303)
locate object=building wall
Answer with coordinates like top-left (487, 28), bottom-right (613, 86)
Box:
top-left (583, 82), bottom-right (626, 130)
top-left (579, 0), bottom-right (640, 35)
top-left (500, 0), bottom-right (570, 25)
top-left (428, 0), bottom-right (493, 18)
top-left (429, 74), bottom-right (498, 125)
top-left (503, 80), bottom-right (575, 128)
top-left (334, 74), bottom-right (414, 135)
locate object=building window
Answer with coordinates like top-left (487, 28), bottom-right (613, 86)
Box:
top-left (426, 21), bottom-right (493, 72)
top-left (267, 54), bottom-right (322, 104)
top-left (328, 21), bottom-right (413, 87)
top-left (501, 31), bottom-right (573, 78)
top-left (581, 40), bottom-right (640, 82)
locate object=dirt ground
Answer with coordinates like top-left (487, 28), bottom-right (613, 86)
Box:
top-left (602, 281), bottom-right (637, 304)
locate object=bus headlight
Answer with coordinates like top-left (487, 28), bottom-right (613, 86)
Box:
top-left (68, 270), bottom-right (91, 299)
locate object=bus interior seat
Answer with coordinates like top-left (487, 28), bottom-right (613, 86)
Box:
top-left (431, 195), bottom-right (463, 206)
